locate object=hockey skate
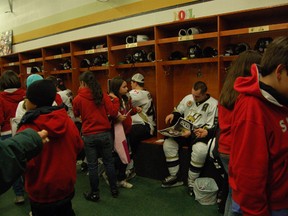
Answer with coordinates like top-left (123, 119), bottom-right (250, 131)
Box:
top-left (161, 175), bottom-right (183, 188)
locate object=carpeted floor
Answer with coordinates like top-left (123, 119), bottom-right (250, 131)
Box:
top-left (0, 165), bottom-right (222, 216)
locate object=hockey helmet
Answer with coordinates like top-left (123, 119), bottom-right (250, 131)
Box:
top-left (254, 37), bottom-right (273, 53)
top-left (235, 42), bottom-right (250, 55)
top-left (93, 54), bottom-right (107, 66)
top-left (203, 46), bottom-right (218, 57)
top-left (224, 44), bottom-right (237, 56)
top-left (188, 44), bottom-right (202, 58)
top-left (147, 51), bottom-right (155, 62)
top-left (60, 59), bottom-right (71, 70)
top-left (31, 66), bottom-right (41, 73)
top-left (125, 54), bottom-right (135, 64)
top-left (186, 27), bottom-right (202, 35)
top-left (133, 50), bottom-right (147, 62)
top-left (80, 58), bottom-right (91, 68)
top-left (169, 51), bottom-right (183, 60)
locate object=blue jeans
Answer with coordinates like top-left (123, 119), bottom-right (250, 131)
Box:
top-left (82, 131), bottom-right (117, 192)
top-left (220, 155), bottom-right (234, 216)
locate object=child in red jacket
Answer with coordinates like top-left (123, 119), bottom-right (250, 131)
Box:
top-left (109, 76), bottom-right (139, 189)
top-left (73, 71), bottom-right (120, 201)
top-left (18, 80), bottom-right (83, 216)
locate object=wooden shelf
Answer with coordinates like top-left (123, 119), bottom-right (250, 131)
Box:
top-left (115, 62), bottom-right (155, 68)
top-left (73, 47), bottom-right (108, 56)
top-left (22, 57), bottom-right (43, 64)
top-left (50, 69), bottom-right (72, 74)
top-left (4, 62), bottom-right (20, 67)
top-left (110, 40), bottom-right (155, 51)
top-left (44, 53), bottom-right (71, 60)
top-left (160, 58), bottom-right (218, 65)
top-left (157, 32), bottom-right (218, 44)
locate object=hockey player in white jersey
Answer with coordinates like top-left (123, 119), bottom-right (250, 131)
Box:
top-left (161, 81), bottom-right (218, 196)
top-left (127, 73), bottom-right (156, 178)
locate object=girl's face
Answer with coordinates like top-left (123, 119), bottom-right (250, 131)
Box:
top-left (119, 81), bottom-right (128, 95)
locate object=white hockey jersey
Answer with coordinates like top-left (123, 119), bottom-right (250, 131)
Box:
top-left (174, 94), bottom-right (218, 129)
top-left (57, 89), bottom-right (76, 121)
top-left (129, 89), bottom-right (156, 134)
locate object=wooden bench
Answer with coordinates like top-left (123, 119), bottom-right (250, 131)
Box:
top-left (134, 136), bottom-right (190, 181)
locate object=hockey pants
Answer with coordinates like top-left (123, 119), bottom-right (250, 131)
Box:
top-left (163, 138), bottom-right (209, 187)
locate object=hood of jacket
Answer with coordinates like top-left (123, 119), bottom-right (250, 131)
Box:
top-left (234, 64), bottom-right (285, 107)
top-left (20, 106), bottom-right (71, 139)
top-left (77, 87), bottom-right (95, 101)
top-left (0, 88), bottom-right (26, 103)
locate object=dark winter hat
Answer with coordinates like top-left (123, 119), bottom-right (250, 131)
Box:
top-left (26, 80), bottom-right (56, 107)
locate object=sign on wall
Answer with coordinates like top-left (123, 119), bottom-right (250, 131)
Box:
top-left (0, 30), bottom-right (12, 56)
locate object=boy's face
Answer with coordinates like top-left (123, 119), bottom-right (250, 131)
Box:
top-left (25, 99), bottom-right (37, 111)
top-left (130, 81), bottom-right (137, 89)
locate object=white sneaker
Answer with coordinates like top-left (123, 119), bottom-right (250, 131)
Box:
top-left (14, 195), bottom-right (25, 205)
top-left (118, 180), bottom-right (133, 189)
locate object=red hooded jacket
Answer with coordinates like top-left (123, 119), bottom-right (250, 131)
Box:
top-left (73, 87), bottom-right (120, 135)
top-left (229, 64), bottom-right (288, 215)
top-left (18, 107), bottom-right (83, 203)
top-left (0, 88), bottom-right (26, 134)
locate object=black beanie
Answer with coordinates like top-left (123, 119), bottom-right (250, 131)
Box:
top-left (26, 80), bottom-right (56, 107)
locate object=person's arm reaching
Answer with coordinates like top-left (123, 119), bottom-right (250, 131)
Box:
top-left (0, 128), bottom-right (48, 195)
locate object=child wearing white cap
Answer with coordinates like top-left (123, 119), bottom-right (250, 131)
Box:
top-left (128, 73), bottom-right (156, 178)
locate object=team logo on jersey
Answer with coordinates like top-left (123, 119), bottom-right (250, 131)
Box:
top-left (186, 100), bottom-right (193, 107)
top-left (202, 103), bottom-right (209, 112)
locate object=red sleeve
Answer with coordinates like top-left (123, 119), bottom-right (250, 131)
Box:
top-left (103, 93), bottom-right (120, 118)
top-left (72, 97), bottom-right (80, 118)
top-left (55, 94), bottom-right (63, 106)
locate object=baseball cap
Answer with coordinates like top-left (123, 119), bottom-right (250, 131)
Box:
top-left (26, 74), bottom-right (43, 87)
top-left (131, 73), bottom-right (144, 84)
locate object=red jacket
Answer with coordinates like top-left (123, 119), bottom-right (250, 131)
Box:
top-left (18, 107), bottom-right (83, 203)
top-left (230, 64), bottom-right (288, 215)
top-left (73, 87), bottom-right (120, 135)
top-left (218, 104), bottom-right (233, 155)
top-left (0, 88), bottom-right (26, 134)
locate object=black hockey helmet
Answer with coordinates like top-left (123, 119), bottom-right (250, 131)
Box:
top-left (254, 37), bottom-right (273, 53)
top-left (203, 46), bottom-right (218, 57)
top-left (224, 44), bottom-right (237, 56)
top-left (31, 66), bottom-right (41, 73)
top-left (169, 51), bottom-right (183, 60)
top-left (80, 58), bottom-right (91, 68)
top-left (133, 50), bottom-right (147, 62)
top-left (93, 54), bottom-right (107, 66)
top-left (188, 44), bottom-right (202, 58)
top-left (60, 59), bottom-right (71, 70)
top-left (147, 51), bottom-right (155, 62)
top-left (235, 42), bottom-right (250, 55)
top-left (125, 54), bottom-right (135, 64)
